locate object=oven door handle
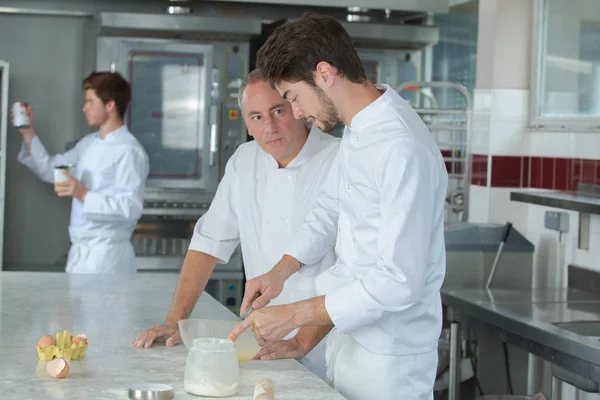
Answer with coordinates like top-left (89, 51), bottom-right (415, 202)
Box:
top-left (209, 104), bottom-right (218, 167)
top-left (209, 68), bottom-right (220, 168)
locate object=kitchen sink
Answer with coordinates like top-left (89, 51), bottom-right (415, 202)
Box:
top-left (553, 320), bottom-right (600, 337)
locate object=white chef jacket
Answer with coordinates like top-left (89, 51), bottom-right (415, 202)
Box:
top-left (189, 127), bottom-right (339, 379)
top-left (189, 127), bottom-right (339, 304)
top-left (289, 84), bottom-right (448, 356)
top-left (18, 125), bottom-right (149, 274)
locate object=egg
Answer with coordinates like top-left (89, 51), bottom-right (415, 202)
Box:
top-left (71, 334), bottom-right (88, 345)
top-left (47, 357), bottom-right (70, 378)
top-left (37, 335), bottom-right (56, 348)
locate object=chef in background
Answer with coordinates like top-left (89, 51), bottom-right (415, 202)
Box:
top-left (13, 71), bottom-right (149, 274)
top-left (132, 69), bottom-right (339, 381)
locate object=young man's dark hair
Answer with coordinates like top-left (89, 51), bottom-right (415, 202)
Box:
top-left (82, 72), bottom-right (131, 120)
top-left (257, 13), bottom-right (367, 86)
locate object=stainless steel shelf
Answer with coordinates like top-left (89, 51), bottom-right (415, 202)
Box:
top-left (511, 191), bottom-right (600, 215)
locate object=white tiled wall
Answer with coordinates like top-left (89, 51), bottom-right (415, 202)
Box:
top-left (471, 113), bottom-right (491, 155)
top-left (482, 89), bottom-right (529, 156)
top-left (569, 133), bottom-right (600, 159)
top-left (472, 89), bottom-right (492, 155)
top-left (490, 89), bottom-right (529, 122)
top-left (468, 185), bottom-right (490, 223)
top-left (487, 187), bottom-right (530, 237)
top-left (527, 132), bottom-right (571, 158)
top-left (526, 131), bottom-right (600, 159)
top-left (470, 86), bottom-right (600, 285)
top-left (489, 120), bottom-right (529, 155)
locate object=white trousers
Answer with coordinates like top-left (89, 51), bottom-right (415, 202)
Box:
top-left (326, 329), bottom-right (437, 400)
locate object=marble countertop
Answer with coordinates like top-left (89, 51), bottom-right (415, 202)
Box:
top-left (0, 271), bottom-right (345, 399)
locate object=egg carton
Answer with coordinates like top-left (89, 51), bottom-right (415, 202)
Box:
top-left (35, 330), bottom-right (88, 361)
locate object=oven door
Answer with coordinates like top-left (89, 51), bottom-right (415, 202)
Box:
top-left (98, 38), bottom-right (219, 192)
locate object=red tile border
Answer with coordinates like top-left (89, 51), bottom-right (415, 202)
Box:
top-left (541, 157), bottom-right (554, 190)
top-left (470, 154), bottom-right (488, 186)
top-left (554, 158), bottom-right (569, 191)
top-left (520, 156), bottom-right (529, 188)
top-left (531, 158), bottom-right (540, 188)
top-left (491, 156), bottom-right (522, 188)
top-left (582, 160), bottom-right (596, 184)
top-left (571, 159), bottom-right (582, 191)
top-left (469, 154), bottom-right (600, 189)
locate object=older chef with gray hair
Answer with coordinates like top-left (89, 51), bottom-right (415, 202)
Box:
top-left (132, 68), bottom-right (339, 381)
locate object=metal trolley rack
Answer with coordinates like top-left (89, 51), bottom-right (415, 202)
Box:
top-left (396, 81), bottom-right (473, 223)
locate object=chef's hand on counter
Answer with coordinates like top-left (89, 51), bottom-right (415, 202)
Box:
top-left (229, 296), bottom-right (333, 347)
top-left (240, 255), bottom-right (303, 314)
top-left (55, 173), bottom-right (87, 202)
top-left (131, 322), bottom-right (181, 348)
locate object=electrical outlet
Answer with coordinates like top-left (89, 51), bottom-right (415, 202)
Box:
top-left (544, 211), bottom-right (569, 232)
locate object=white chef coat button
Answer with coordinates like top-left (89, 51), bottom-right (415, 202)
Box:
top-left (332, 265), bottom-right (338, 270)
top-left (355, 136), bottom-right (360, 142)
top-left (286, 219), bottom-right (290, 224)
top-left (288, 175), bottom-right (292, 179)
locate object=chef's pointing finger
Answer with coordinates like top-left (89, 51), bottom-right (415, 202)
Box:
top-left (228, 318), bottom-right (252, 342)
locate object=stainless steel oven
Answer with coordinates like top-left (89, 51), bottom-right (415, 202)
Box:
top-left (131, 199), bottom-right (244, 315)
top-left (94, 12), bottom-right (259, 191)
top-left (90, 13), bottom-right (259, 313)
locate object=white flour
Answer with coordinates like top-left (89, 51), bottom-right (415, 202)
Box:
top-left (184, 380), bottom-right (239, 397)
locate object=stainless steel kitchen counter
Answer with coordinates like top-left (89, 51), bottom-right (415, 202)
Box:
top-left (0, 271), bottom-right (345, 399)
top-left (442, 287), bottom-right (600, 398)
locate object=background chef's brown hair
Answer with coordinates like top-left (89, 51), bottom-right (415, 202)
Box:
top-left (82, 72), bottom-right (131, 120)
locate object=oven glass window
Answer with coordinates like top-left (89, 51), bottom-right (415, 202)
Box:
top-left (129, 52), bottom-right (204, 179)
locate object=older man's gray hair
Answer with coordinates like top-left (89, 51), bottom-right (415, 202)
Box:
top-left (237, 68), bottom-right (311, 131)
top-left (238, 69), bottom-right (267, 111)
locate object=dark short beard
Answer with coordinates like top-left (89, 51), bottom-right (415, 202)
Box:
top-left (314, 86), bottom-right (343, 133)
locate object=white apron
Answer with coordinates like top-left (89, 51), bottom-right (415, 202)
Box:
top-left (64, 129), bottom-right (144, 275)
top-left (326, 328), bottom-right (438, 400)
top-left (67, 228), bottom-right (136, 274)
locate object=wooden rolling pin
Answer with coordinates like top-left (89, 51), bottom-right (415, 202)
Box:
top-left (253, 377), bottom-right (275, 400)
